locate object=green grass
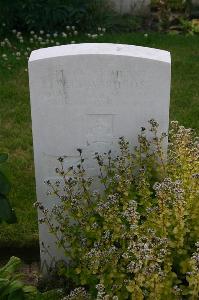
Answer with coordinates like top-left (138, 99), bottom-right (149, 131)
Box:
top-left (0, 33), bottom-right (198, 250)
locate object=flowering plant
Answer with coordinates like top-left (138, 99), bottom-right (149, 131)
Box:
top-left (36, 120), bottom-right (199, 299)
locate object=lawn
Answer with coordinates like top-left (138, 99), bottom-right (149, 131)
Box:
top-left (0, 33), bottom-right (198, 251)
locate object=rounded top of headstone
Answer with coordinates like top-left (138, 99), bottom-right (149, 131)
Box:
top-left (29, 43), bottom-right (171, 64)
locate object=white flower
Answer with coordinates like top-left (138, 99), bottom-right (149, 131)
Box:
top-left (62, 32), bottom-right (67, 38)
top-left (12, 29), bottom-right (17, 34)
top-left (71, 41), bottom-right (75, 44)
top-left (53, 33), bottom-right (58, 38)
top-left (72, 26), bottom-right (75, 30)
top-left (102, 27), bottom-right (106, 32)
top-left (74, 31), bottom-right (78, 35)
top-left (92, 34), bottom-right (98, 39)
top-left (66, 26), bottom-right (70, 30)
top-left (16, 52), bottom-right (21, 56)
top-left (144, 33), bottom-right (148, 38)
top-left (30, 31), bottom-right (34, 35)
top-left (46, 33), bottom-right (50, 38)
top-left (56, 42), bottom-right (60, 46)
top-left (30, 38), bottom-right (33, 43)
top-left (40, 30), bottom-right (44, 34)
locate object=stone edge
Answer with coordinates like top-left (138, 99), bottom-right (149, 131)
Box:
top-left (29, 43), bottom-right (171, 64)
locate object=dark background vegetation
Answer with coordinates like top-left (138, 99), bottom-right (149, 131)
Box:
top-left (0, 0), bottom-right (198, 35)
top-left (0, 0), bottom-right (111, 33)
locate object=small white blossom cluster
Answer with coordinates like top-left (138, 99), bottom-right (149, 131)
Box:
top-left (189, 242), bottom-right (199, 275)
top-left (153, 177), bottom-right (184, 204)
top-left (96, 194), bottom-right (119, 215)
top-left (126, 232), bottom-right (168, 276)
top-left (87, 27), bottom-right (106, 39)
top-left (63, 287), bottom-right (90, 300)
top-left (122, 200), bottom-right (140, 223)
top-left (96, 284), bottom-right (118, 300)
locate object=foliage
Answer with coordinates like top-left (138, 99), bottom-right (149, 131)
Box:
top-left (0, 153), bottom-right (16, 223)
top-left (152, 0), bottom-right (190, 31)
top-left (0, 256), bottom-right (67, 300)
top-left (0, 256), bottom-right (37, 299)
top-left (152, 0), bottom-right (190, 11)
top-left (0, 0), bottom-right (145, 36)
top-left (104, 15), bottom-right (144, 33)
top-left (179, 18), bottom-right (199, 34)
top-left (0, 0), bottom-right (196, 35)
top-left (37, 120), bottom-right (199, 299)
top-left (0, 0), bottom-right (110, 33)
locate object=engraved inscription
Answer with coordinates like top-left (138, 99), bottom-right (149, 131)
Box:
top-left (45, 67), bottom-right (146, 106)
top-left (86, 114), bottom-right (114, 143)
top-left (112, 70), bottom-right (122, 89)
top-left (56, 70), bottom-right (68, 103)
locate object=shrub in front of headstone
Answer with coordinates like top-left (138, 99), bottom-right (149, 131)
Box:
top-left (36, 120), bottom-right (199, 299)
top-left (0, 153), bottom-right (17, 224)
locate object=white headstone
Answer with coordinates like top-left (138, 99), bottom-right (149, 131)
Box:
top-left (29, 43), bottom-right (171, 271)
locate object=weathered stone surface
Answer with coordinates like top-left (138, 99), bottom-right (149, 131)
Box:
top-left (110, 0), bottom-right (151, 15)
top-left (192, 0), bottom-right (199, 5)
top-left (29, 43), bottom-right (171, 271)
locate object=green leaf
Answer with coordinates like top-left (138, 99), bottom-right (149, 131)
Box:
top-left (0, 171), bottom-right (11, 195)
top-left (0, 257), bottom-right (21, 277)
top-left (0, 278), bottom-right (9, 292)
top-left (22, 285), bottom-right (37, 294)
top-left (0, 153), bottom-right (8, 164)
top-left (0, 195), bottom-right (17, 224)
top-left (7, 280), bottom-right (24, 293)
